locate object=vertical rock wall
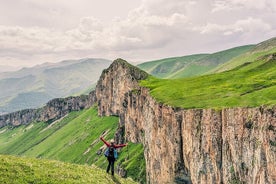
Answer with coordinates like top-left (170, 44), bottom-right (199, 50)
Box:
top-left (221, 108), bottom-right (276, 184)
top-left (96, 59), bottom-right (276, 184)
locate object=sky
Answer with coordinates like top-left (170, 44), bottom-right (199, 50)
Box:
top-left (0, 0), bottom-right (276, 68)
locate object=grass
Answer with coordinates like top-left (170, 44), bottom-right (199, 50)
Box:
top-left (138, 45), bottom-right (253, 79)
top-left (211, 47), bottom-right (276, 73)
top-left (0, 107), bottom-right (146, 183)
top-left (116, 143), bottom-right (146, 184)
top-left (0, 154), bottom-right (137, 184)
top-left (140, 53), bottom-right (276, 109)
top-left (138, 54), bottom-right (208, 78)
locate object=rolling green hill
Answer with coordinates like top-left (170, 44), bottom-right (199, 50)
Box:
top-left (0, 154), bottom-right (137, 184)
top-left (140, 53), bottom-right (276, 109)
top-left (137, 45), bottom-right (254, 79)
top-left (0, 107), bottom-right (146, 183)
top-left (0, 58), bottom-right (111, 115)
top-left (137, 54), bottom-right (209, 78)
top-left (210, 37), bottom-right (276, 73)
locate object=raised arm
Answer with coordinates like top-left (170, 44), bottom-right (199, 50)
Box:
top-left (100, 137), bottom-right (110, 147)
top-left (114, 143), bottom-right (127, 148)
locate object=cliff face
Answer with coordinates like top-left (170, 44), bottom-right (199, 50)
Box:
top-left (96, 59), bottom-right (276, 184)
top-left (0, 91), bottom-right (96, 128)
top-left (96, 59), bottom-right (148, 117)
top-left (96, 59), bottom-right (148, 144)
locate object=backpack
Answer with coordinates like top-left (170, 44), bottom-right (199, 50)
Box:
top-left (104, 146), bottom-right (118, 159)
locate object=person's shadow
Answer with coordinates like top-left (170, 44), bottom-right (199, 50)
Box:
top-left (111, 175), bottom-right (121, 184)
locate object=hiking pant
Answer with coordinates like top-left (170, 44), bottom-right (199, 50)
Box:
top-left (107, 157), bottom-right (115, 175)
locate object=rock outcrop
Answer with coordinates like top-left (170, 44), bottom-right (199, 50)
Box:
top-left (96, 58), bottom-right (148, 144)
top-left (0, 91), bottom-right (96, 128)
top-left (96, 59), bottom-right (276, 184)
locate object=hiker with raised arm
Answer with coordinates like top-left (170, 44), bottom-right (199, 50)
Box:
top-left (100, 136), bottom-right (127, 176)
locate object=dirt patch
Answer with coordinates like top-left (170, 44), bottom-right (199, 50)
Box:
top-left (83, 129), bottom-right (110, 155)
top-left (0, 129), bottom-right (7, 134)
top-left (40, 115), bottom-right (68, 133)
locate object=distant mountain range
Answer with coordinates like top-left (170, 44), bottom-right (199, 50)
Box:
top-left (0, 58), bottom-right (111, 114)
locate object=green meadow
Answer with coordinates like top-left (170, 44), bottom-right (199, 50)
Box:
top-left (0, 154), bottom-right (137, 184)
top-left (0, 107), bottom-right (146, 183)
top-left (140, 53), bottom-right (276, 109)
top-left (138, 45), bottom-right (253, 79)
top-left (211, 47), bottom-right (276, 73)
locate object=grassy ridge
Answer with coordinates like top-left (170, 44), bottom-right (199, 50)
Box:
top-left (138, 45), bottom-right (253, 79)
top-left (0, 107), bottom-right (146, 183)
top-left (140, 53), bottom-right (276, 109)
top-left (0, 154), bottom-right (137, 184)
top-left (138, 54), bottom-right (208, 78)
top-left (211, 47), bottom-right (276, 73)
top-left (211, 38), bottom-right (276, 73)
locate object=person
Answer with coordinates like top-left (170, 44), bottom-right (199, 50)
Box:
top-left (100, 136), bottom-right (127, 175)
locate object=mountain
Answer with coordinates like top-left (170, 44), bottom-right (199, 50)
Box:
top-left (0, 37), bottom-right (276, 184)
top-left (0, 154), bottom-right (137, 184)
top-left (210, 37), bottom-right (276, 73)
top-left (96, 58), bottom-right (275, 183)
top-left (137, 45), bottom-right (254, 78)
top-left (0, 58), bottom-right (111, 114)
top-left (0, 56), bottom-right (275, 183)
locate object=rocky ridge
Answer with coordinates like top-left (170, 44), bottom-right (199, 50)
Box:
top-left (97, 59), bottom-right (276, 184)
top-left (0, 91), bottom-right (96, 128)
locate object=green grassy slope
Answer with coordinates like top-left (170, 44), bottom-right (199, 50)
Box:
top-left (0, 154), bottom-right (137, 184)
top-left (137, 54), bottom-right (208, 78)
top-left (0, 107), bottom-right (146, 183)
top-left (140, 53), bottom-right (276, 109)
top-left (211, 37), bottom-right (276, 73)
top-left (137, 45), bottom-right (253, 79)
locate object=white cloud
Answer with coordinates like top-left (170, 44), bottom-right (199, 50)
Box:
top-left (79, 17), bottom-right (103, 32)
top-left (212, 0), bottom-right (271, 12)
top-left (197, 17), bottom-right (271, 35)
top-left (0, 0), bottom-right (275, 67)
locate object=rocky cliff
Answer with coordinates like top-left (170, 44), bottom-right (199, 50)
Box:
top-left (0, 91), bottom-right (96, 128)
top-left (96, 59), bottom-right (276, 184)
top-left (0, 58), bottom-right (275, 184)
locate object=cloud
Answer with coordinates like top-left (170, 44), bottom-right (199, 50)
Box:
top-left (0, 0), bottom-right (275, 66)
top-left (197, 17), bottom-right (271, 35)
top-left (212, 0), bottom-right (271, 12)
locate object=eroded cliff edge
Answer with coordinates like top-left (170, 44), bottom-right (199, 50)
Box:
top-left (96, 59), bottom-right (276, 184)
top-left (0, 92), bottom-right (96, 128)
